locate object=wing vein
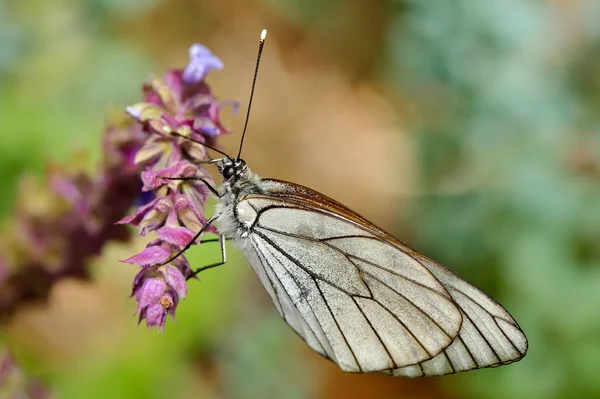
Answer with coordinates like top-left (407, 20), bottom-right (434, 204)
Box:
top-left (256, 231), bottom-right (361, 370)
top-left (460, 305), bottom-right (502, 364)
top-left (450, 288), bottom-right (522, 356)
top-left (255, 228), bottom-right (451, 360)
top-left (452, 288), bottom-right (523, 360)
top-left (251, 240), bottom-right (286, 318)
top-left (351, 296), bottom-right (398, 369)
top-left (443, 350), bottom-right (456, 373)
top-left (458, 336), bottom-right (480, 368)
top-left (259, 242), bottom-right (331, 356)
top-left (315, 279), bottom-right (362, 372)
top-left (257, 224), bottom-right (453, 304)
top-left (254, 231), bottom-right (364, 298)
top-left (359, 267), bottom-right (454, 341)
top-left (356, 279), bottom-right (434, 358)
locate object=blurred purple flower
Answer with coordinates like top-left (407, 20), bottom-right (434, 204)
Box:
top-left (182, 44), bottom-right (224, 84)
top-left (0, 113), bottom-right (144, 316)
top-left (120, 43), bottom-right (229, 331)
top-left (0, 349), bottom-right (50, 398)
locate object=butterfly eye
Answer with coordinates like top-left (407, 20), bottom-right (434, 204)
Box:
top-left (223, 166), bottom-right (235, 179)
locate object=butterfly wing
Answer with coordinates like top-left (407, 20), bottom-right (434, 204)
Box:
top-left (230, 179), bottom-right (527, 375)
top-left (230, 180), bottom-right (463, 373)
top-left (391, 254), bottom-right (528, 376)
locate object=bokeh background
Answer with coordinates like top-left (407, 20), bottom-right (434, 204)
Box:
top-left (1, 0), bottom-right (600, 398)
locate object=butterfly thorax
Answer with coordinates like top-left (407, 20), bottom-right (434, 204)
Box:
top-left (215, 158), bottom-right (264, 239)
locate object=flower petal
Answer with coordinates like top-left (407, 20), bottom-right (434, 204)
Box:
top-left (162, 290), bottom-right (179, 321)
top-left (182, 44), bottom-right (223, 84)
top-left (173, 194), bottom-right (205, 231)
top-left (142, 160), bottom-right (198, 191)
top-left (135, 277), bottom-right (167, 313)
top-left (181, 140), bottom-right (206, 160)
top-left (116, 198), bottom-right (160, 225)
top-left (138, 198), bottom-right (172, 235)
top-left (144, 303), bottom-right (167, 332)
top-left (161, 265), bottom-right (187, 299)
top-left (149, 78), bottom-right (178, 113)
top-left (126, 103), bottom-right (165, 122)
top-left (172, 255), bottom-right (193, 279)
top-left (156, 225), bottom-right (195, 247)
top-left (134, 136), bottom-right (170, 165)
top-left (122, 245), bottom-right (171, 266)
top-left (163, 70), bottom-right (184, 104)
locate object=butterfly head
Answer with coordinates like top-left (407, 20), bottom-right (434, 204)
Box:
top-left (218, 157), bottom-right (248, 182)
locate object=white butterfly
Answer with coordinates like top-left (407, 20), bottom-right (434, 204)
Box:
top-left (165, 29), bottom-right (528, 376)
top-left (163, 154), bottom-right (528, 376)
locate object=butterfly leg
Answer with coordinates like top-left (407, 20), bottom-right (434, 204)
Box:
top-left (199, 237), bottom-right (233, 244)
top-left (187, 234), bottom-right (227, 280)
top-left (159, 213), bottom-right (221, 266)
top-left (157, 176), bottom-right (222, 198)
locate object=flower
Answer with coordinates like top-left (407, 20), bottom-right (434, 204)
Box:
top-left (119, 43), bottom-right (230, 331)
top-left (0, 113), bottom-right (144, 316)
top-left (135, 277), bottom-right (167, 314)
top-left (0, 350), bottom-right (49, 398)
top-left (131, 267), bottom-right (185, 332)
top-left (182, 44), bottom-right (224, 84)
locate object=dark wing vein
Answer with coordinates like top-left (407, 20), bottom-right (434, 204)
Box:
top-left (258, 241), bottom-right (331, 357)
top-left (458, 306), bottom-right (502, 363)
top-left (350, 296), bottom-right (397, 369)
top-left (251, 239), bottom-right (285, 315)
top-left (255, 229), bottom-right (444, 366)
top-left (314, 277), bottom-right (362, 372)
top-left (258, 224), bottom-right (451, 301)
top-left (256, 230), bottom-right (362, 371)
top-left (458, 336), bottom-right (479, 367)
top-left (451, 288), bottom-right (522, 355)
top-left (256, 225), bottom-right (455, 341)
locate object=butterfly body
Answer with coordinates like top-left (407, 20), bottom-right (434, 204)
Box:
top-left (212, 157), bottom-right (528, 376)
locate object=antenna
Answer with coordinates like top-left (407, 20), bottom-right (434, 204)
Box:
top-left (237, 28), bottom-right (267, 159)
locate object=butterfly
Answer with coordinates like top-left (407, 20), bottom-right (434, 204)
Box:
top-left (165, 29), bottom-right (528, 377)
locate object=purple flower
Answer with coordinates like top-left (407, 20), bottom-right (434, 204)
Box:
top-left (142, 302), bottom-right (168, 331)
top-left (0, 350), bottom-right (50, 398)
top-left (117, 192), bottom-right (215, 240)
top-left (156, 225), bottom-right (196, 247)
top-left (120, 43), bottom-right (230, 331)
top-left (182, 44), bottom-right (223, 84)
top-left (160, 265), bottom-right (187, 298)
top-left (135, 277), bottom-right (167, 314)
top-left (141, 160), bottom-right (202, 191)
top-left (127, 244), bottom-right (187, 332)
top-left (122, 242), bottom-right (171, 266)
top-left (136, 286), bottom-right (181, 332)
top-left (0, 113), bottom-right (144, 316)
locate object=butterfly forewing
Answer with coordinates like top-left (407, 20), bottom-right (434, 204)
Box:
top-left (229, 186), bottom-right (464, 373)
top-left (391, 255), bottom-right (528, 376)
top-left (216, 171), bottom-right (527, 376)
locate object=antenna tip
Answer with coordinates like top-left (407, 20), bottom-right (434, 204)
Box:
top-left (260, 29), bottom-right (267, 41)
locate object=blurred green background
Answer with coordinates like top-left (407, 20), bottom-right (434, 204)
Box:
top-left (2, 0), bottom-right (600, 398)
